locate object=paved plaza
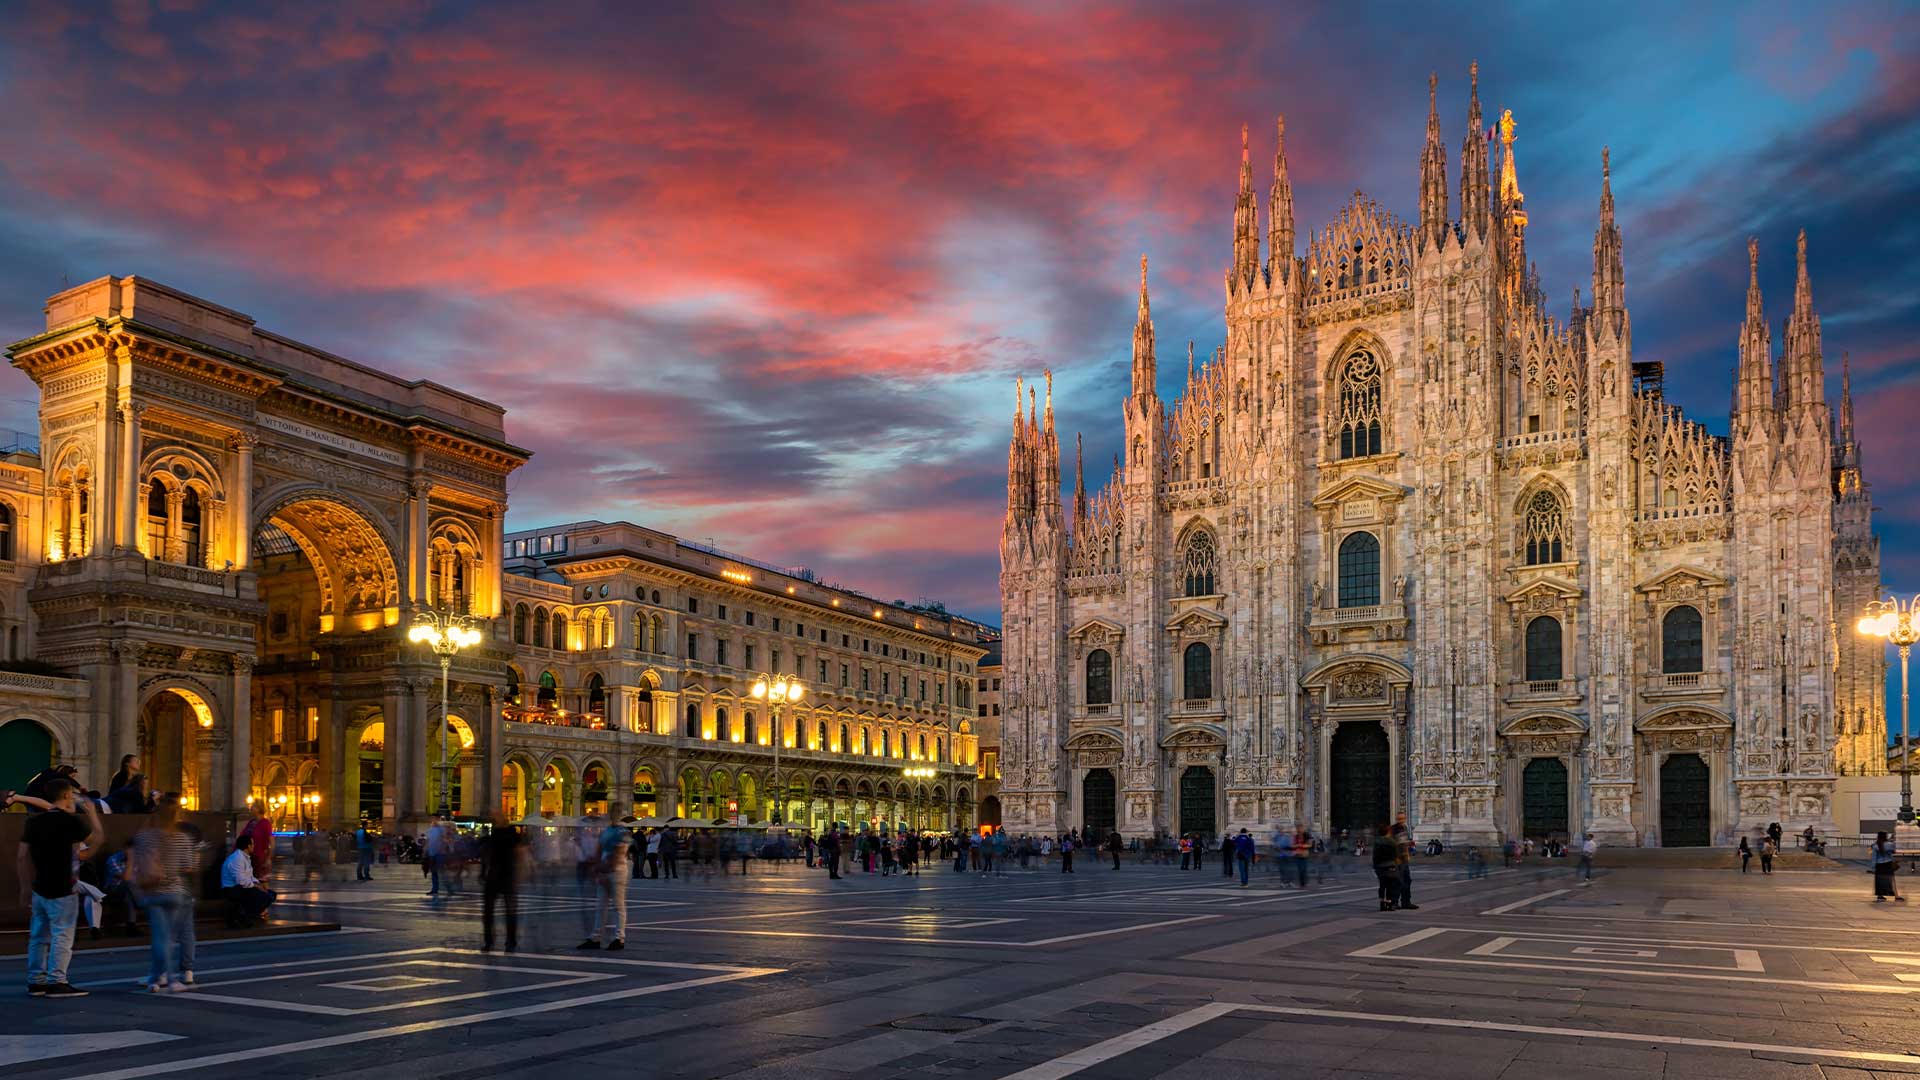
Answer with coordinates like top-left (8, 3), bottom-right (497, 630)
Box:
top-left (8, 853), bottom-right (1920, 1078)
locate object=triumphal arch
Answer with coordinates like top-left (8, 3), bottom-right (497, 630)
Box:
top-left (4, 276), bottom-right (527, 828)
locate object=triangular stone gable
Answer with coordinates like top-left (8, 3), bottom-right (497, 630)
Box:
top-left (1310, 473), bottom-right (1409, 510)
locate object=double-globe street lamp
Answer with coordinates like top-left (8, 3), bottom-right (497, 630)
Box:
top-left (750, 674), bottom-right (804, 825)
top-left (410, 609), bottom-right (485, 818)
top-left (1859, 594), bottom-right (1920, 824)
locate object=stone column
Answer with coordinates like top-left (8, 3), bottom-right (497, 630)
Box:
top-left (229, 655), bottom-right (254, 814)
top-left (382, 679), bottom-right (414, 826)
top-left (111, 641), bottom-right (140, 772)
top-left (406, 478), bottom-right (431, 607)
top-left (118, 401), bottom-right (145, 552)
top-left (229, 434), bottom-right (254, 570)
top-left (164, 489), bottom-right (185, 563)
top-left (480, 685), bottom-right (502, 819)
top-left (324, 689), bottom-right (348, 828)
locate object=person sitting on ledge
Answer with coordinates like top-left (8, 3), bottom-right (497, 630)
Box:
top-left (220, 844), bottom-right (276, 927)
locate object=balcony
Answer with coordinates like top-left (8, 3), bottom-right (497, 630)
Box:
top-left (1307, 601), bottom-right (1409, 645)
top-left (1642, 669), bottom-right (1724, 700)
top-left (1174, 697), bottom-right (1223, 718)
top-left (1502, 677), bottom-right (1582, 707)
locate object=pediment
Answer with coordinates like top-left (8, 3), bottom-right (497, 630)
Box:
top-left (1503, 576), bottom-right (1582, 605)
top-left (1635, 706), bottom-right (1732, 732)
top-left (1065, 728), bottom-right (1123, 751)
top-left (1500, 711), bottom-right (1586, 736)
top-left (1165, 607), bottom-right (1228, 632)
top-left (1159, 724), bottom-right (1225, 748)
top-left (1068, 617), bottom-right (1126, 641)
top-left (1310, 474), bottom-right (1409, 510)
top-left (1635, 564), bottom-right (1728, 594)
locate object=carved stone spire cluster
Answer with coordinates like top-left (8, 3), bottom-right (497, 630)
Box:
top-left (1590, 147), bottom-right (1626, 339)
top-left (1460, 61), bottom-right (1491, 236)
top-left (1419, 73), bottom-right (1449, 248)
top-left (1231, 123), bottom-right (1259, 292)
top-left (1131, 255), bottom-right (1156, 400)
top-left (1268, 116), bottom-right (1295, 282)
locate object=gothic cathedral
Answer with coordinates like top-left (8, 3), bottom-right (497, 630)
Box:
top-left (997, 67), bottom-right (1884, 847)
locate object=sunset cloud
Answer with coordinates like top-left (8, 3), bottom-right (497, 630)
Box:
top-left (0, 1), bottom-right (1913, 618)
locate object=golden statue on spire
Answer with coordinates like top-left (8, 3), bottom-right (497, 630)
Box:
top-left (1497, 108), bottom-right (1526, 229)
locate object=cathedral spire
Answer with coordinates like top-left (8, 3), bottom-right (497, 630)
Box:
top-left (1040, 369), bottom-right (1060, 510)
top-left (1072, 431), bottom-right (1088, 530)
top-left (1187, 339), bottom-right (1195, 387)
top-left (1419, 73), bottom-right (1449, 248)
top-left (1590, 146), bottom-right (1626, 337)
top-left (1231, 123), bottom-right (1259, 291)
top-left (1267, 115), bottom-right (1294, 283)
top-left (1782, 229), bottom-right (1826, 412)
top-left (1459, 61), bottom-right (1491, 236)
top-left (1496, 108), bottom-right (1529, 296)
top-left (1131, 255), bottom-right (1157, 401)
top-left (1007, 377), bottom-right (1028, 520)
top-left (1840, 350), bottom-right (1856, 448)
top-left (1735, 238), bottom-right (1774, 426)
top-left (1836, 350), bottom-right (1865, 495)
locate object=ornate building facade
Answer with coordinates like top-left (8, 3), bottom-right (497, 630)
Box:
top-left (493, 520), bottom-right (989, 833)
top-left (998, 68), bottom-right (1883, 847)
top-left (0, 277), bottom-right (988, 834)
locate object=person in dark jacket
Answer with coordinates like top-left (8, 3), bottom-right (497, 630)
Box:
top-left (1371, 827), bottom-right (1400, 911)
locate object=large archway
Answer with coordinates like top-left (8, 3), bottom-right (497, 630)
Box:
top-left (254, 494), bottom-right (401, 638)
top-left (140, 686), bottom-right (217, 810)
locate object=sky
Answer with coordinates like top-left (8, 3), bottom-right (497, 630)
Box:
top-left (0, 2), bottom-right (1915, 633)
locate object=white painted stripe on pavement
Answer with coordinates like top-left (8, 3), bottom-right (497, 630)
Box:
top-left (1481, 888), bottom-right (1567, 915)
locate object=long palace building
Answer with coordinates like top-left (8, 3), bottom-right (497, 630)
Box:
top-left (997, 67), bottom-right (1884, 847)
top-left (0, 275), bottom-right (990, 833)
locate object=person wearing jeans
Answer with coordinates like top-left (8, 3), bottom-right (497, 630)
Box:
top-left (18, 782), bottom-right (98, 998)
top-left (133, 797), bottom-right (200, 992)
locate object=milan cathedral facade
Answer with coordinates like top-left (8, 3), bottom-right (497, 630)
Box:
top-left (997, 67), bottom-right (1883, 847)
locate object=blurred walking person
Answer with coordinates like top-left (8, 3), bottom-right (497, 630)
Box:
top-left (1873, 831), bottom-right (1904, 902)
top-left (1371, 824), bottom-right (1400, 911)
top-left (133, 795), bottom-right (199, 992)
top-left (480, 813), bottom-right (524, 952)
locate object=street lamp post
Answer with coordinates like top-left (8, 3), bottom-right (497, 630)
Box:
top-left (410, 609), bottom-right (484, 819)
top-left (1860, 595), bottom-right (1920, 823)
top-left (750, 674), bottom-right (804, 825)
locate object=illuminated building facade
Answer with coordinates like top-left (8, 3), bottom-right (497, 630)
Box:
top-left (998, 69), bottom-right (1883, 847)
top-left (498, 520), bottom-right (990, 831)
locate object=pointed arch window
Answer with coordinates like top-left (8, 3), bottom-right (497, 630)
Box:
top-left (1522, 490), bottom-right (1568, 565)
top-left (1662, 605), bottom-right (1703, 674)
top-left (1085, 648), bottom-right (1112, 705)
top-left (1336, 349), bottom-right (1384, 459)
top-left (1181, 530), bottom-right (1218, 597)
top-left (1525, 616), bottom-right (1563, 682)
top-left (1183, 642), bottom-right (1212, 700)
top-left (1337, 531), bottom-right (1381, 608)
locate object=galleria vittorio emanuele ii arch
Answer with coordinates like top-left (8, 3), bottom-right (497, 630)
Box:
top-left (0, 275), bottom-right (526, 829)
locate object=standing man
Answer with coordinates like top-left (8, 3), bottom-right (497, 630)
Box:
top-left (424, 815), bottom-right (455, 898)
top-left (1107, 829), bottom-right (1124, 871)
top-left (354, 819), bottom-right (376, 882)
top-left (19, 780), bottom-right (100, 997)
top-left (479, 812), bottom-right (524, 953)
top-left (1391, 814), bottom-right (1418, 911)
top-left (660, 825), bottom-right (680, 880)
top-left (1578, 832), bottom-right (1597, 884)
top-left (821, 826), bottom-right (842, 880)
top-left (1233, 828), bottom-right (1255, 887)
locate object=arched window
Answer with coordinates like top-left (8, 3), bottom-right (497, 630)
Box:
top-left (838, 723), bottom-right (850, 753)
top-left (586, 674), bottom-right (605, 718)
top-left (179, 488), bottom-right (203, 567)
top-left (533, 608), bottom-right (549, 649)
top-left (816, 721), bottom-right (827, 749)
top-left (146, 483), bottom-right (168, 557)
top-left (1085, 649), bottom-right (1113, 705)
top-left (505, 667), bottom-right (521, 706)
top-left (0, 502), bottom-right (13, 562)
top-left (1522, 490), bottom-right (1568, 565)
top-left (1183, 642), bottom-right (1212, 700)
top-left (917, 733), bottom-right (927, 759)
top-left (552, 611), bottom-right (569, 650)
top-left (716, 706), bottom-right (731, 741)
top-left (685, 702), bottom-right (701, 737)
top-left (932, 737), bottom-right (942, 763)
top-left (514, 604), bottom-right (529, 645)
top-left (880, 730), bottom-right (891, 757)
top-left (631, 611), bottom-right (645, 651)
top-left (537, 670), bottom-right (558, 706)
top-left (1525, 616), bottom-right (1563, 682)
top-left (1336, 350), bottom-right (1384, 459)
top-left (1181, 530), bottom-right (1218, 597)
top-left (1337, 532), bottom-right (1381, 608)
top-left (1662, 605), bottom-right (1703, 674)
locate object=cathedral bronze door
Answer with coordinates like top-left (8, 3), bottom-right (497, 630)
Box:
top-left (1521, 757), bottom-right (1569, 841)
top-left (1659, 753), bottom-right (1711, 847)
top-left (1082, 769), bottom-right (1116, 836)
top-left (1330, 721), bottom-right (1390, 835)
top-left (1179, 766), bottom-right (1216, 837)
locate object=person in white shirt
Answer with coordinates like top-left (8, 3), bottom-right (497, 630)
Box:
top-left (220, 846), bottom-right (276, 925)
top-left (1578, 833), bottom-right (1598, 884)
